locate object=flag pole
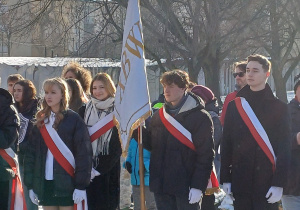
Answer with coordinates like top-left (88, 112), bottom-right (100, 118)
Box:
top-left (138, 125), bottom-right (146, 210)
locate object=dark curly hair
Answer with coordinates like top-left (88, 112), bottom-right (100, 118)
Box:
top-left (160, 69), bottom-right (189, 89)
top-left (62, 61), bottom-right (92, 95)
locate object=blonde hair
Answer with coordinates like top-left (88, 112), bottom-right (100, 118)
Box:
top-left (90, 73), bottom-right (116, 98)
top-left (35, 77), bottom-right (69, 129)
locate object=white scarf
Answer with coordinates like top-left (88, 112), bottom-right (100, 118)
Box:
top-left (84, 97), bottom-right (114, 161)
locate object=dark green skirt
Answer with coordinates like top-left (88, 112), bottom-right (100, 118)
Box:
top-left (39, 180), bottom-right (74, 206)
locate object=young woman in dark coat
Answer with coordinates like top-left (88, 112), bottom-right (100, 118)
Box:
top-left (79, 73), bottom-right (122, 210)
top-left (24, 77), bottom-right (92, 209)
top-left (13, 79), bottom-right (39, 209)
top-left (282, 79), bottom-right (300, 209)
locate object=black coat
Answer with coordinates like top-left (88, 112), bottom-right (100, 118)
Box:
top-left (284, 98), bottom-right (300, 195)
top-left (24, 110), bottom-right (92, 199)
top-left (16, 99), bottom-right (38, 166)
top-left (0, 88), bottom-right (19, 181)
top-left (143, 93), bottom-right (214, 196)
top-left (221, 84), bottom-right (291, 195)
top-left (79, 104), bottom-right (122, 209)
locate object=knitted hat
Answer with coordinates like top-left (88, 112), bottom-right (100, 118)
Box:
top-left (191, 85), bottom-right (214, 103)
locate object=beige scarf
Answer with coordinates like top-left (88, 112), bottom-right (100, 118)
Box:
top-left (84, 97), bottom-right (114, 160)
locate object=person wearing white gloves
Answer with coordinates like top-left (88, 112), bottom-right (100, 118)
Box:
top-left (24, 78), bottom-right (92, 209)
top-left (142, 70), bottom-right (214, 210)
top-left (220, 54), bottom-right (291, 210)
top-left (79, 73), bottom-right (122, 210)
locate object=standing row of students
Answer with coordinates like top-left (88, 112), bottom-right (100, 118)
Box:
top-left (1, 63), bottom-right (122, 210)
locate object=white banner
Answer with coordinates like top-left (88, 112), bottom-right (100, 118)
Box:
top-left (114, 0), bottom-right (151, 151)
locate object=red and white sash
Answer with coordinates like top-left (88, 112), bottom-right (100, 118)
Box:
top-left (88, 112), bottom-right (114, 142)
top-left (234, 97), bottom-right (276, 171)
top-left (159, 107), bottom-right (219, 194)
top-left (0, 148), bottom-right (26, 210)
top-left (40, 122), bottom-right (87, 210)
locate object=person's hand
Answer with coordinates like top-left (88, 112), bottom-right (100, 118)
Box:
top-left (125, 161), bottom-right (132, 174)
top-left (90, 168), bottom-right (100, 181)
top-left (188, 188), bottom-right (202, 204)
top-left (223, 183), bottom-right (232, 194)
top-left (29, 189), bottom-right (39, 205)
top-left (6, 168), bottom-right (16, 178)
top-left (265, 186), bottom-right (283, 203)
top-left (73, 189), bottom-right (86, 204)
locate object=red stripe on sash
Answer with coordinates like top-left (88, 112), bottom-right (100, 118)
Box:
top-left (234, 97), bottom-right (275, 171)
top-left (0, 149), bottom-right (27, 210)
top-left (90, 120), bottom-right (114, 142)
top-left (159, 108), bottom-right (195, 151)
top-left (40, 125), bottom-right (75, 177)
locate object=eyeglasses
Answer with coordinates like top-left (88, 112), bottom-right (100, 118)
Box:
top-left (233, 72), bottom-right (245, 78)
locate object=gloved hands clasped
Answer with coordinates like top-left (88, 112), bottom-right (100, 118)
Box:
top-left (188, 188), bottom-right (202, 204)
top-left (265, 186), bottom-right (283, 203)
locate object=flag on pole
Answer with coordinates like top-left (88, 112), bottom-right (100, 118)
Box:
top-left (114, 0), bottom-right (151, 152)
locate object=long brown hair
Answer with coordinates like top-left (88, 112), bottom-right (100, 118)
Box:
top-left (35, 77), bottom-right (69, 130)
top-left (90, 73), bottom-right (116, 98)
top-left (14, 79), bottom-right (37, 113)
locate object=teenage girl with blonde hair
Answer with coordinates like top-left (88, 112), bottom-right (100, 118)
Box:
top-left (24, 77), bottom-right (92, 210)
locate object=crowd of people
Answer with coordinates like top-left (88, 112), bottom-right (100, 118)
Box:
top-left (0, 54), bottom-right (299, 210)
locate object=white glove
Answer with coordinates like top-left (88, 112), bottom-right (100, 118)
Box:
top-left (73, 189), bottom-right (86, 204)
top-left (29, 189), bottom-right (39, 205)
top-left (188, 188), bottom-right (202, 204)
top-left (222, 183), bottom-right (232, 194)
top-left (218, 194), bottom-right (234, 210)
top-left (265, 186), bottom-right (283, 203)
top-left (90, 168), bottom-right (100, 181)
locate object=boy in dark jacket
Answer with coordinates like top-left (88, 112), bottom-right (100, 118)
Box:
top-left (221, 54), bottom-right (291, 210)
top-left (143, 70), bottom-right (214, 210)
top-left (0, 88), bottom-right (20, 209)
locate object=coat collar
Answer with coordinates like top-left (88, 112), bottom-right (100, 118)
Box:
top-left (237, 83), bottom-right (276, 101)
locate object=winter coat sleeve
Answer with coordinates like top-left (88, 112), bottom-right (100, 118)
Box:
top-left (24, 125), bottom-right (39, 190)
top-left (271, 105), bottom-right (291, 187)
top-left (190, 111), bottom-right (215, 191)
top-left (73, 115), bottom-right (93, 190)
top-left (0, 104), bottom-right (19, 149)
top-left (220, 102), bottom-right (234, 184)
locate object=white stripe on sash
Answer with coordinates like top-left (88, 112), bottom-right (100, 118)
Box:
top-left (162, 107), bottom-right (193, 143)
top-left (45, 122), bottom-right (75, 169)
top-left (240, 97), bottom-right (276, 164)
top-left (88, 112), bottom-right (114, 136)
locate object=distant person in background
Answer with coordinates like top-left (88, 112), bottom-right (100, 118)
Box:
top-left (65, 78), bottom-right (88, 114)
top-left (281, 76), bottom-right (300, 210)
top-left (124, 138), bottom-right (156, 210)
top-left (191, 85), bottom-right (222, 210)
top-left (13, 79), bottom-right (39, 209)
top-left (220, 61), bottom-right (247, 126)
top-left (7, 74), bottom-right (24, 95)
top-left (187, 81), bottom-right (197, 92)
top-left (61, 61), bottom-right (92, 96)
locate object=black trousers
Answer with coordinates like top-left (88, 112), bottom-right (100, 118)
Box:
top-left (233, 193), bottom-right (279, 210)
top-left (154, 192), bottom-right (200, 210)
top-left (0, 180), bottom-right (9, 210)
